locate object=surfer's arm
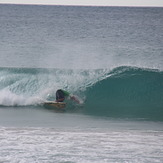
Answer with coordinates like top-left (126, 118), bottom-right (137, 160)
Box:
top-left (70, 94), bottom-right (80, 104)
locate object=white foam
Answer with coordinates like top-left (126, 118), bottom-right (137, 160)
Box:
top-left (0, 89), bottom-right (43, 106)
top-left (0, 127), bottom-right (162, 163)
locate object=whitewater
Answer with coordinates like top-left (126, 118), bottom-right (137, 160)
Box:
top-left (0, 4), bottom-right (163, 163)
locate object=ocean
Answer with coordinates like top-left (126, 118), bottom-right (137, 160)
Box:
top-left (0, 4), bottom-right (163, 163)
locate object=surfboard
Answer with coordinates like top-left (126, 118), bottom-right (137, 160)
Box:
top-left (43, 101), bottom-right (66, 110)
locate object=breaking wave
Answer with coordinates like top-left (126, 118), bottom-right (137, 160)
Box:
top-left (0, 66), bottom-right (162, 120)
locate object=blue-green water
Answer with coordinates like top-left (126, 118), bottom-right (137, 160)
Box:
top-left (0, 4), bottom-right (163, 163)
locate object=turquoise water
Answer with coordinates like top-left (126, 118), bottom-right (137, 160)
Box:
top-left (0, 4), bottom-right (163, 163)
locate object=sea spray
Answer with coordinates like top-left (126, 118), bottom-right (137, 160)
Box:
top-left (0, 67), bottom-right (108, 106)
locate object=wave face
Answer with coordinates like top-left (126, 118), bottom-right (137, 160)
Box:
top-left (0, 66), bottom-right (162, 121)
top-left (84, 67), bottom-right (163, 121)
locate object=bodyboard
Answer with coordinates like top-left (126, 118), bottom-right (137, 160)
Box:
top-left (43, 101), bottom-right (66, 110)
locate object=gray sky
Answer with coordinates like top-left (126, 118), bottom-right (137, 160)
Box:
top-left (0, 0), bottom-right (163, 7)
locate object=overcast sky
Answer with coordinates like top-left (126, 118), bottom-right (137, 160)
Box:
top-left (0, 0), bottom-right (163, 7)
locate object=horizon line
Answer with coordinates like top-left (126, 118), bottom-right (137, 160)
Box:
top-left (0, 2), bottom-right (163, 8)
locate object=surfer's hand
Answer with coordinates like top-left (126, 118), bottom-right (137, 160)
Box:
top-left (70, 95), bottom-right (80, 104)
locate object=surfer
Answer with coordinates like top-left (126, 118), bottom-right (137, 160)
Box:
top-left (56, 89), bottom-right (80, 104)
